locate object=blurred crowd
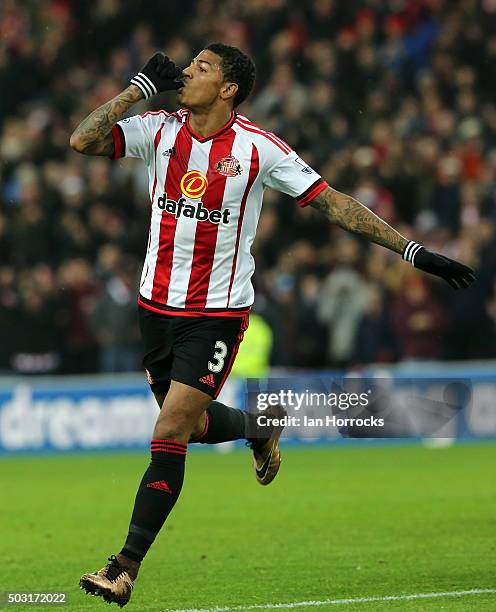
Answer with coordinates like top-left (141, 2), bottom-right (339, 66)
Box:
top-left (1, 0), bottom-right (496, 375)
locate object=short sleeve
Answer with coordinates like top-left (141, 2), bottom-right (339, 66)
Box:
top-left (263, 145), bottom-right (328, 207)
top-left (110, 114), bottom-right (158, 164)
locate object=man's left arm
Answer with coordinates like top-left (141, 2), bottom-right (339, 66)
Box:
top-left (309, 186), bottom-right (476, 289)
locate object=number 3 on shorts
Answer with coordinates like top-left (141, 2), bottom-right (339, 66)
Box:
top-left (208, 340), bottom-right (227, 373)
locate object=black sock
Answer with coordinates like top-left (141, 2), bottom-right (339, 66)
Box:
top-left (120, 439), bottom-right (187, 563)
top-left (191, 401), bottom-right (247, 444)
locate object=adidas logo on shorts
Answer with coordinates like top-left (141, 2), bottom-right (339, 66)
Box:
top-left (199, 374), bottom-right (215, 388)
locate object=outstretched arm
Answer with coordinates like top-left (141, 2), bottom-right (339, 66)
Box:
top-left (310, 186), bottom-right (407, 254)
top-left (309, 186), bottom-right (475, 289)
top-left (70, 85), bottom-right (143, 156)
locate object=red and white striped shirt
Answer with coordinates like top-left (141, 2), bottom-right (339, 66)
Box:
top-left (111, 109), bottom-right (328, 317)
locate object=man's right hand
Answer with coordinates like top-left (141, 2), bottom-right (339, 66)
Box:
top-left (130, 53), bottom-right (183, 100)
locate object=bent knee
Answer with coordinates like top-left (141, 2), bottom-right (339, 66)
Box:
top-left (153, 412), bottom-right (192, 442)
top-left (189, 413), bottom-right (208, 442)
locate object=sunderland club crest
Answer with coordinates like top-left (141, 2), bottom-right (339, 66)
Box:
top-left (215, 155), bottom-right (243, 177)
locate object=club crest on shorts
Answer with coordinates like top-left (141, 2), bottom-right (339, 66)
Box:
top-left (215, 155), bottom-right (242, 177)
top-left (145, 369), bottom-right (154, 384)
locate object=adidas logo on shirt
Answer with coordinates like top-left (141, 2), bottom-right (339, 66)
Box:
top-left (157, 193), bottom-right (231, 225)
top-left (162, 146), bottom-right (177, 157)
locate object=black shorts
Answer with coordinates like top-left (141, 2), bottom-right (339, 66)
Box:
top-left (138, 306), bottom-right (249, 398)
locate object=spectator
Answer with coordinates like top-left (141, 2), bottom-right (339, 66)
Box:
top-left (231, 308), bottom-right (273, 378)
top-left (57, 259), bottom-right (99, 373)
top-left (316, 238), bottom-right (370, 368)
top-left (353, 284), bottom-right (397, 365)
top-left (392, 274), bottom-right (447, 361)
top-left (91, 261), bottom-right (141, 373)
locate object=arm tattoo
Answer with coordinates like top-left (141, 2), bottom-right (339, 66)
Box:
top-left (71, 85), bottom-right (143, 156)
top-left (310, 187), bottom-right (407, 254)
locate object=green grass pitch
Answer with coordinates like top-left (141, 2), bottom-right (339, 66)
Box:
top-left (1, 443), bottom-right (495, 611)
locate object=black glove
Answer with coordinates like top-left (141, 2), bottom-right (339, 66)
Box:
top-left (402, 240), bottom-right (476, 289)
top-left (130, 53), bottom-right (183, 99)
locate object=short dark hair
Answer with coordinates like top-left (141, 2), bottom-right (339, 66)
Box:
top-left (205, 43), bottom-right (256, 108)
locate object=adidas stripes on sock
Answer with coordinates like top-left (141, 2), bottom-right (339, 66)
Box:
top-left (120, 439), bottom-right (186, 563)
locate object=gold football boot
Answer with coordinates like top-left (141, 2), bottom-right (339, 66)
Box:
top-left (80, 555), bottom-right (134, 607)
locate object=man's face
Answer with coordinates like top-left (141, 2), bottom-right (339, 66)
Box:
top-left (177, 50), bottom-right (231, 109)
